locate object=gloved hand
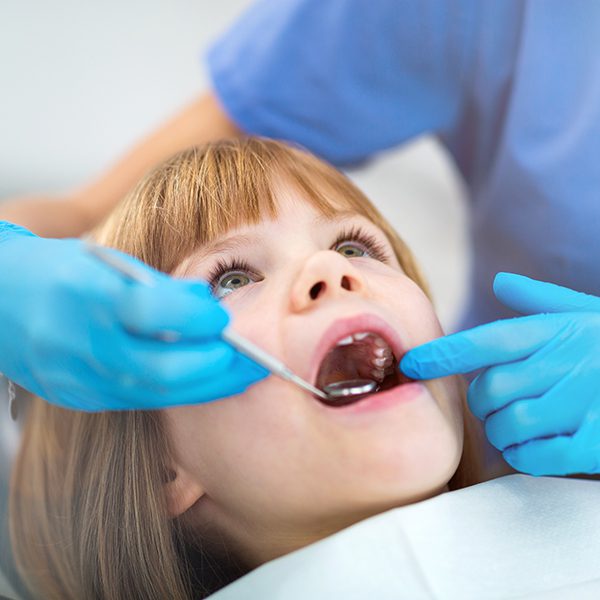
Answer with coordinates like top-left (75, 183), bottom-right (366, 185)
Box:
top-left (401, 272), bottom-right (600, 476)
top-left (0, 221), bottom-right (268, 411)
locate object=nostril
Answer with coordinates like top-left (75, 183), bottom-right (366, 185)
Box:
top-left (341, 276), bottom-right (351, 291)
top-left (310, 281), bottom-right (324, 300)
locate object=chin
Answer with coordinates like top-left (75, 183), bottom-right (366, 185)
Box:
top-left (343, 418), bottom-right (463, 506)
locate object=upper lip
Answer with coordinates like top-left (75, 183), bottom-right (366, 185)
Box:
top-left (308, 313), bottom-right (409, 385)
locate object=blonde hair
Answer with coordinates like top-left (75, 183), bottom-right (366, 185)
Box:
top-left (10, 138), bottom-right (481, 599)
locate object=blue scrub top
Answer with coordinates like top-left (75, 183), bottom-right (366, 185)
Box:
top-left (207, 0), bottom-right (600, 329)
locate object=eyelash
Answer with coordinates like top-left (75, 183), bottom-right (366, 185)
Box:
top-left (206, 226), bottom-right (391, 293)
top-left (332, 226), bottom-right (391, 263)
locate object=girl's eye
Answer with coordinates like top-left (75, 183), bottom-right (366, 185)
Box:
top-left (335, 242), bottom-right (369, 258)
top-left (332, 226), bottom-right (391, 263)
top-left (219, 272), bottom-right (251, 296)
top-left (206, 259), bottom-right (256, 300)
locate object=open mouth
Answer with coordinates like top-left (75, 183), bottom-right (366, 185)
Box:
top-left (314, 331), bottom-right (413, 407)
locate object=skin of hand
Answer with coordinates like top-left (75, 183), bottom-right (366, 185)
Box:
top-left (0, 92), bottom-right (240, 237)
top-left (0, 221), bottom-right (268, 411)
top-left (401, 272), bottom-right (600, 476)
top-left (0, 196), bottom-right (92, 239)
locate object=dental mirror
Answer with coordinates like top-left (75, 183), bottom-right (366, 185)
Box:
top-left (322, 378), bottom-right (379, 402)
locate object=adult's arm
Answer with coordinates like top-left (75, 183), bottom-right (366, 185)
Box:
top-left (0, 93), bottom-right (241, 237)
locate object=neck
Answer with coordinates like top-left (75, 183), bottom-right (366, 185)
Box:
top-left (195, 485), bottom-right (451, 569)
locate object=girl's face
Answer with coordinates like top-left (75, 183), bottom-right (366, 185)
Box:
top-left (164, 184), bottom-right (463, 566)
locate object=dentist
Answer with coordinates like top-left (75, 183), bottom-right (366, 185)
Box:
top-left (1, 0), bottom-right (599, 476)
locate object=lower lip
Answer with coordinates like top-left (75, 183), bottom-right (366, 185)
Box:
top-left (319, 381), bottom-right (424, 415)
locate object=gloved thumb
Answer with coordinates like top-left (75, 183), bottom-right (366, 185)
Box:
top-left (493, 272), bottom-right (600, 315)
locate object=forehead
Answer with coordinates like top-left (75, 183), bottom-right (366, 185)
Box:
top-left (177, 201), bottom-right (374, 274)
top-left (203, 173), bottom-right (364, 243)
top-left (162, 156), bottom-right (389, 276)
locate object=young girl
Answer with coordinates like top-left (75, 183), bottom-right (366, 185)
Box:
top-left (9, 138), bottom-right (482, 599)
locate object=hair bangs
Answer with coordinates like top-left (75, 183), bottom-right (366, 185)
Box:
top-left (93, 138), bottom-right (383, 275)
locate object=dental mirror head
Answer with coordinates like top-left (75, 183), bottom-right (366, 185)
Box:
top-left (321, 378), bottom-right (379, 405)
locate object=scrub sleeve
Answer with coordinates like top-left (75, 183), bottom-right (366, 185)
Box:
top-left (206, 0), bottom-right (478, 166)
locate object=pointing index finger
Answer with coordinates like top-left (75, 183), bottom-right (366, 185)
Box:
top-left (400, 313), bottom-right (569, 379)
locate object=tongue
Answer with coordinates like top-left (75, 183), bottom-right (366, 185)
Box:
top-left (316, 343), bottom-right (374, 388)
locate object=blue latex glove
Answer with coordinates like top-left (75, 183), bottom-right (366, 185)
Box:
top-left (401, 273), bottom-right (600, 476)
top-left (0, 221), bottom-right (268, 411)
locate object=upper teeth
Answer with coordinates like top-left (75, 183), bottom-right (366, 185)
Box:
top-left (336, 331), bottom-right (389, 348)
top-left (316, 331), bottom-right (397, 387)
top-left (334, 332), bottom-right (395, 381)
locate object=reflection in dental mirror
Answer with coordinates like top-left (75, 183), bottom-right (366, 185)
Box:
top-left (321, 378), bottom-right (378, 405)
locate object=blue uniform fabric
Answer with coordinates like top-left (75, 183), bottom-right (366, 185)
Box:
top-left (207, 0), bottom-right (600, 329)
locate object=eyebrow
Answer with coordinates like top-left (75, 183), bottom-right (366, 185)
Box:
top-left (313, 209), bottom-right (361, 225)
top-left (193, 209), bottom-right (364, 264)
top-left (196, 233), bottom-right (261, 260)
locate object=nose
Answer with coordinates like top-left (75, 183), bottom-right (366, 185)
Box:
top-left (290, 251), bottom-right (369, 312)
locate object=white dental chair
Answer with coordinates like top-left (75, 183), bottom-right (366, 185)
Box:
top-left (210, 475), bottom-right (600, 599)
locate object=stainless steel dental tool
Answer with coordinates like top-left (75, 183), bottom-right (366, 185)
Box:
top-left (84, 241), bottom-right (360, 400)
top-left (323, 379), bottom-right (378, 398)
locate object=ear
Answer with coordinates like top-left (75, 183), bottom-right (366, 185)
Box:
top-left (163, 464), bottom-right (205, 518)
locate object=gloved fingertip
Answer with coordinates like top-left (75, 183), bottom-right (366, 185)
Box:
top-left (188, 281), bottom-right (231, 327)
top-left (494, 272), bottom-right (547, 302)
top-left (236, 354), bottom-right (270, 380)
top-left (492, 271), bottom-right (508, 290)
top-left (255, 364), bottom-right (270, 379)
top-left (465, 392), bottom-right (486, 422)
top-left (212, 305), bottom-right (231, 330)
top-left (399, 353), bottom-right (425, 380)
top-left (502, 446), bottom-right (543, 477)
top-left (501, 447), bottom-right (522, 472)
top-left (186, 280), bottom-right (213, 297)
top-left (492, 271), bottom-right (525, 293)
top-left (400, 344), bottom-right (457, 379)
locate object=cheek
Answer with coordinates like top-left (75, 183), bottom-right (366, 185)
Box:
top-left (221, 287), bottom-right (281, 349)
top-left (164, 287), bottom-right (305, 501)
top-left (164, 379), bottom-right (307, 492)
top-left (408, 304), bottom-right (443, 345)
top-left (377, 277), bottom-right (443, 345)
top-left (392, 382), bottom-right (465, 490)
top-left (426, 377), bottom-right (465, 438)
